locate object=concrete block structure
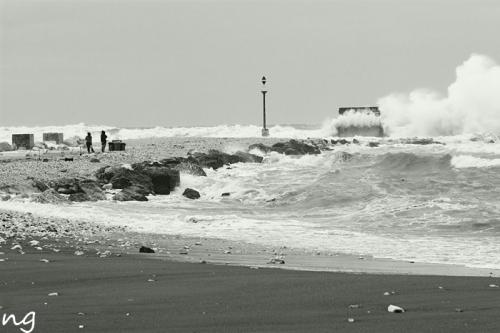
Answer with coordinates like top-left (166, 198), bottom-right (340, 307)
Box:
top-left (43, 132), bottom-right (64, 144)
top-left (12, 134), bottom-right (35, 150)
top-left (336, 106), bottom-right (384, 137)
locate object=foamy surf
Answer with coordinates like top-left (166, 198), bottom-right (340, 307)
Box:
top-left (2, 141), bottom-right (500, 270)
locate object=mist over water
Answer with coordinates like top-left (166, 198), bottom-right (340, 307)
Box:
top-left (379, 54), bottom-right (500, 137)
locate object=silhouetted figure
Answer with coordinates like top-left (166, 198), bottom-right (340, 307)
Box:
top-left (85, 132), bottom-right (94, 153)
top-left (100, 130), bottom-right (107, 153)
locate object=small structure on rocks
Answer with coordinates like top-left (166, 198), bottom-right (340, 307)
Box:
top-left (43, 133), bottom-right (64, 144)
top-left (12, 134), bottom-right (34, 150)
top-left (109, 140), bottom-right (126, 151)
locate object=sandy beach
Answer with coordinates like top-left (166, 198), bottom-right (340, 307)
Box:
top-left (1, 244), bottom-right (500, 332)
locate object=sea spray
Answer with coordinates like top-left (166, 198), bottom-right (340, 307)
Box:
top-left (379, 54), bottom-right (500, 137)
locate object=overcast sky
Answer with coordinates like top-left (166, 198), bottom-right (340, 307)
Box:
top-left (1, 0), bottom-right (499, 127)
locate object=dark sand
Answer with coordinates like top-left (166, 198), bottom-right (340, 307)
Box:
top-left (1, 248), bottom-right (500, 332)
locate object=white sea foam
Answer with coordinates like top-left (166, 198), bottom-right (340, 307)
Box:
top-left (379, 54), bottom-right (500, 137)
top-left (451, 155), bottom-right (500, 168)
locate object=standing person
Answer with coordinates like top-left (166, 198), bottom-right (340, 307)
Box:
top-left (85, 132), bottom-right (94, 153)
top-left (100, 130), bottom-right (107, 153)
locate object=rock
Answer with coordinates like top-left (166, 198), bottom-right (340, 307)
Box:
top-left (50, 178), bottom-right (80, 195)
top-left (387, 305), bottom-right (405, 313)
top-left (368, 142), bottom-right (379, 147)
top-left (90, 158), bottom-right (100, 163)
top-left (332, 139), bottom-right (350, 145)
top-left (78, 179), bottom-right (106, 201)
top-left (141, 167), bottom-right (180, 194)
top-left (233, 151), bottom-right (264, 163)
top-left (268, 257), bottom-right (285, 264)
top-left (221, 192), bottom-right (230, 197)
top-left (1, 195), bottom-right (11, 201)
top-left (102, 183), bottom-right (113, 190)
top-left (34, 141), bottom-right (47, 149)
top-left (270, 140), bottom-right (321, 155)
top-left (63, 136), bottom-right (82, 147)
top-left (32, 189), bottom-right (70, 204)
top-left (64, 157), bottom-right (74, 162)
top-left (97, 165), bottom-right (155, 194)
top-left (183, 188), bottom-right (200, 199)
top-left (0, 178), bottom-right (48, 195)
top-left (352, 138), bottom-right (360, 144)
top-left (0, 142), bottom-right (12, 152)
top-left (113, 186), bottom-right (149, 201)
top-left (401, 138), bottom-right (444, 145)
top-left (173, 161), bottom-right (207, 176)
top-left (68, 193), bottom-right (89, 201)
top-left (192, 150), bottom-right (240, 170)
top-left (248, 143), bottom-right (272, 153)
top-left (139, 246), bottom-right (155, 253)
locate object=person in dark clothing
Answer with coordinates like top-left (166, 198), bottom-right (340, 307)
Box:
top-left (85, 132), bottom-right (94, 153)
top-left (100, 130), bottom-right (107, 153)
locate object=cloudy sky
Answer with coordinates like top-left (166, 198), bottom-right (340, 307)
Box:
top-left (1, 0), bottom-right (499, 127)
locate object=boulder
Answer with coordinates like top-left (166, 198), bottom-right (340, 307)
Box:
top-left (173, 161), bottom-right (207, 176)
top-left (63, 136), bottom-right (82, 147)
top-left (141, 167), bottom-right (180, 194)
top-left (183, 188), bottom-right (200, 199)
top-left (68, 192), bottom-right (91, 202)
top-left (0, 142), bottom-right (12, 152)
top-left (248, 143), bottom-right (272, 153)
top-left (139, 246), bottom-right (155, 253)
top-left (113, 186), bottom-right (149, 201)
top-left (50, 178), bottom-right (80, 194)
top-left (159, 157), bottom-right (207, 176)
top-left (233, 151), bottom-right (264, 163)
top-left (78, 180), bottom-right (106, 201)
top-left (191, 150), bottom-right (239, 170)
top-left (192, 150), bottom-right (262, 170)
top-left (0, 178), bottom-right (48, 195)
top-left (270, 140), bottom-right (321, 155)
top-left (106, 167), bottom-right (154, 193)
top-left (32, 189), bottom-right (70, 204)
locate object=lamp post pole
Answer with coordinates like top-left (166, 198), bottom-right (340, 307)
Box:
top-left (261, 76), bottom-right (269, 137)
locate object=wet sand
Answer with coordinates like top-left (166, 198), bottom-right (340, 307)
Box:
top-left (1, 248), bottom-right (500, 333)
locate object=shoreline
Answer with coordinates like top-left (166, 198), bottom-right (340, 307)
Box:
top-left (2, 207), bottom-right (498, 278)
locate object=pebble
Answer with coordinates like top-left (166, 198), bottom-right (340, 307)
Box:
top-left (48, 292), bottom-right (59, 296)
top-left (387, 304), bottom-right (405, 313)
top-left (40, 259), bottom-right (50, 263)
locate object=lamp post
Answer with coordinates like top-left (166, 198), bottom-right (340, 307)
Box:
top-left (261, 76), bottom-right (269, 137)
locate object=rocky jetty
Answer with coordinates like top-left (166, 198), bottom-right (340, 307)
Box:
top-left (249, 139), bottom-right (321, 155)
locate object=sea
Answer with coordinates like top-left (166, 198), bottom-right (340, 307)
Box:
top-left (1, 121), bottom-right (500, 270)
